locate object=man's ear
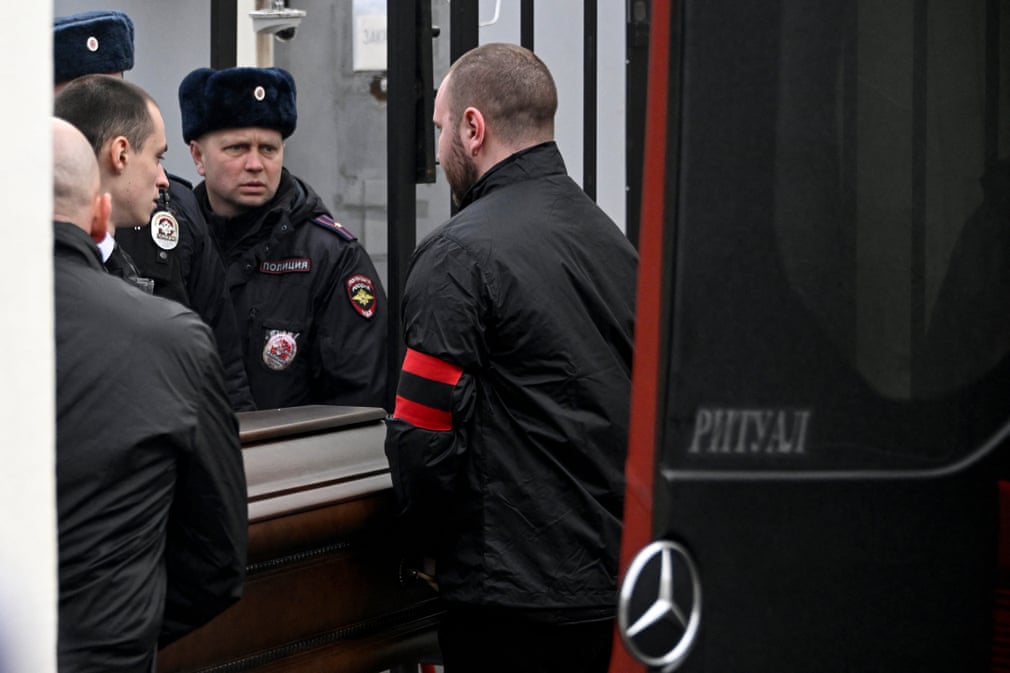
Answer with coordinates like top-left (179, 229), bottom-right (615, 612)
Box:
top-left (89, 192), bottom-right (111, 243)
top-left (461, 107), bottom-right (485, 156)
top-left (189, 141), bottom-right (207, 177)
top-left (105, 136), bottom-right (130, 174)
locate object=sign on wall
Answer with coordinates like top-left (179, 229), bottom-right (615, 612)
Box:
top-left (353, 0), bottom-right (387, 71)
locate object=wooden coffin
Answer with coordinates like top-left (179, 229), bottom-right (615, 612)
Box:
top-left (157, 405), bottom-right (442, 673)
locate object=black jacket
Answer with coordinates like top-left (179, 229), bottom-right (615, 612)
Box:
top-left (116, 175), bottom-right (255, 411)
top-left (385, 142), bottom-right (638, 621)
top-left (103, 237), bottom-right (152, 293)
top-left (196, 169), bottom-right (388, 410)
top-left (54, 221), bottom-right (248, 672)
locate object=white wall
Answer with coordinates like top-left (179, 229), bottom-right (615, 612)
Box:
top-left (1, 5), bottom-right (57, 672)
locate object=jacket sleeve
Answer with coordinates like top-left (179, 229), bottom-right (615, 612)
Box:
top-left (310, 240), bottom-right (390, 409)
top-left (170, 180), bottom-right (257, 412)
top-left (383, 234), bottom-right (486, 546)
top-left (159, 327), bottom-right (249, 647)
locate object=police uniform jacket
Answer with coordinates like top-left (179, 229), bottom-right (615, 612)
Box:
top-left (116, 175), bottom-right (255, 411)
top-left (384, 142), bottom-right (638, 622)
top-left (195, 168), bottom-right (388, 410)
top-left (54, 221), bottom-right (248, 672)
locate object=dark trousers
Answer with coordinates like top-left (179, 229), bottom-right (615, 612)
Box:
top-left (438, 606), bottom-right (614, 673)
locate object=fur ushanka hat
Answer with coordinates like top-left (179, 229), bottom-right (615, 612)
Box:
top-left (179, 66), bottom-right (298, 143)
top-left (54, 10), bottom-right (135, 85)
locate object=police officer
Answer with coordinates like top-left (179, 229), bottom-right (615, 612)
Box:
top-left (179, 66), bottom-right (388, 410)
top-left (53, 10), bottom-right (255, 411)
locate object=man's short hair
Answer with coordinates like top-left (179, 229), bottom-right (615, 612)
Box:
top-left (446, 43), bottom-right (557, 144)
top-left (54, 75), bottom-right (156, 156)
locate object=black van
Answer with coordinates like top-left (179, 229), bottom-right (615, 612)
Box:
top-left (612, 2), bottom-right (1010, 671)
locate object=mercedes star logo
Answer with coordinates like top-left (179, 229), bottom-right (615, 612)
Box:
top-left (618, 539), bottom-right (701, 670)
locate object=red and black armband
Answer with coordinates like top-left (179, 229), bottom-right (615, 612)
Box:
top-left (392, 348), bottom-right (464, 431)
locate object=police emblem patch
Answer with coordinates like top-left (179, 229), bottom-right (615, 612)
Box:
top-left (346, 274), bottom-right (377, 319)
top-left (150, 210), bottom-right (180, 251)
top-left (262, 330), bottom-right (299, 370)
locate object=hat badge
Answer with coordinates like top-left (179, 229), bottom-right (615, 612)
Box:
top-left (254, 85), bottom-right (266, 101)
top-left (86, 36), bottom-right (100, 52)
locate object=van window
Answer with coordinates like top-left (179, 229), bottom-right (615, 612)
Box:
top-left (666, 1), bottom-right (1010, 468)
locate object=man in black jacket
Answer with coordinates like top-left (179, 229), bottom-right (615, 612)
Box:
top-left (53, 10), bottom-right (255, 411)
top-left (384, 44), bottom-right (638, 673)
top-left (179, 66), bottom-right (388, 410)
top-left (52, 116), bottom-right (247, 672)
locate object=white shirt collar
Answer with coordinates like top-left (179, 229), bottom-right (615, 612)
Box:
top-left (96, 232), bottom-right (116, 263)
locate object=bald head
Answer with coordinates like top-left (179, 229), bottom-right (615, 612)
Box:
top-left (52, 117), bottom-right (109, 240)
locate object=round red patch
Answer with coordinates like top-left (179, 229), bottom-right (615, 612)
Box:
top-left (262, 331), bottom-right (298, 370)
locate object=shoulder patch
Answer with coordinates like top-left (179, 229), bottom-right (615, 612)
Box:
top-left (346, 274), bottom-right (377, 319)
top-left (312, 214), bottom-right (357, 242)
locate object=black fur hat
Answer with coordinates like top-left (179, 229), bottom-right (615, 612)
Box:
top-left (179, 67), bottom-right (298, 143)
top-left (54, 10), bottom-right (135, 85)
